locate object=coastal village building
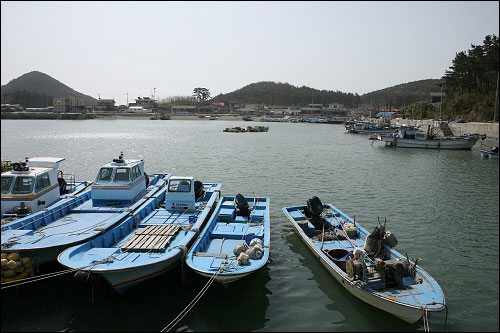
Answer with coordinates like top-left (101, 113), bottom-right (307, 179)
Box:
top-left (128, 97), bottom-right (158, 110)
top-left (324, 102), bottom-right (348, 117)
top-left (300, 103), bottom-right (324, 115)
top-left (53, 95), bottom-right (86, 113)
top-left (171, 105), bottom-right (197, 115)
top-left (123, 106), bottom-right (153, 113)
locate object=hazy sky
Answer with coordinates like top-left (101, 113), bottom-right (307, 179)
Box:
top-left (1, 1), bottom-right (499, 105)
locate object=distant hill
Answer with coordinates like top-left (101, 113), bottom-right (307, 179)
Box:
top-left (1, 71), bottom-right (98, 106)
top-left (359, 79), bottom-right (443, 108)
top-left (210, 81), bottom-right (361, 107)
top-left (210, 79), bottom-right (442, 108)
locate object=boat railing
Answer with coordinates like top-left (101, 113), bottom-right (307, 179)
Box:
top-left (62, 172), bottom-right (77, 189)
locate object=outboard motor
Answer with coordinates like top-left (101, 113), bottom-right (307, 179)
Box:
top-left (306, 196), bottom-right (326, 230)
top-left (364, 224), bottom-right (386, 260)
top-left (58, 171), bottom-right (68, 195)
top-left (194, 180), bottom-right (204, 200)
top-left (235, 193), bottom-right (251, 217)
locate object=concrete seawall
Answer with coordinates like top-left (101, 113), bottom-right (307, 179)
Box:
top-left (392, 119), bottom-right (499, 148)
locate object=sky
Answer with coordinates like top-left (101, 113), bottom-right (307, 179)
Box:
top-left (1, 1), bottom-right (499, 106)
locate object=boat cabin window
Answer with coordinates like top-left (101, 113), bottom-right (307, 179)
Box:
top-left (114, 168), bottom-right (131, 182)
top-left (97, 167), bottom-right (114, 182)
top-left (168, 179), bottom-right (191, 192)
top-left (131, 165), bottom-right (141, 180)
top-left (12, 176), bottom-right (34, 194)
top-left (35, 173), bottom-right (51, 193)
top-left (1, 176), bottom-right (14, 194)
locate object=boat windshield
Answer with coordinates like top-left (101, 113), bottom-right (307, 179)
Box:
top-left (114, 168), bottom-right (131, 182)
top-left (12, 176), bottom-right (34, 194)
top-left (96, 167), bottom-right (114, 182)
top-left (168, 179), bottom-right (191, 192)
top-left (1, 176), bottom-right (14, 194)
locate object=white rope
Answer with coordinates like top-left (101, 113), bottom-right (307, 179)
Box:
top-left (161, 263), bottom-right (226, 332)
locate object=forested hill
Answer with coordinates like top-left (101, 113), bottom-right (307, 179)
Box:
top-left (210, 81), bottom-right (361, 107)
top-left (1, 71), bottom-right (98, 106)
top-left (359, 79), bottom-right (443, 108)
top-left (210, 80), bottom-right (442, 107)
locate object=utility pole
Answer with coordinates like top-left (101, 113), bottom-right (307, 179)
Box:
top-left (440, 82), bottom-right (443, 120)
top-left (126, 92), bottom-right (129, 106)
top-left (494, 71), bottom-right (499, 122)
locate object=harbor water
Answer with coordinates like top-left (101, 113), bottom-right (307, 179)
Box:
top-left (1, 119), bottom-right (499, 332)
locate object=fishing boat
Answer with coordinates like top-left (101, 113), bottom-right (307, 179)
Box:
top-left (223, 126), bottom-right (247, 133)
top-left (377, 124), bottom-right (486, 149)
top-left (1, 157), bottom-right (90, 221)
top-left (1, 153), bottom-right (170, 266)
top-left (282, 196), bottom-right (445, 324)
top-left (246, 125), bottom-right (269, 132)
top-left (346, 119), bottom-right (399, 135)
top-left (185, 194), bottom-right (270, 283)
top-left (58, 176), bottom-right (222, 293)
top-left (480, 146), bottom-right (499, 159)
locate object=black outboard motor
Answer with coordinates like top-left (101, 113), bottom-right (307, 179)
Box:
top-left (306, 196), bottom-right (326, 230)
top-left (364, 224), bottom-right (386, 260)
top-left (194, 180), bottom-right (204, 200)
top-left (235, 193), bottom-right (251, 217)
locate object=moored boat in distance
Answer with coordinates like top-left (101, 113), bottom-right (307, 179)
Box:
top-left (246, 125), bottom-right (269, 132)
top-left (58, 176), bottom-right (222, 293)
top-left (186, 194), bottom-right (270, 284)
top-left (377, 124), bottom-right (486, 149)
top-left (480, 146), bottom-right (499, 159)
top-left (346, 119), bottom-right (399, 134)
top-left (1, 153), bottom-right (170, 266)
top-left (282, 196), bottom-right (445, 324)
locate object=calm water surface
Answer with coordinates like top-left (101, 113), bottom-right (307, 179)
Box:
top-left (1, 119), bottom-right (499, 332)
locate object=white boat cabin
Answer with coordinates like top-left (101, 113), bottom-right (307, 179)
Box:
top-left (1, 157), bottom-right (66, 215)
top-left (396, 125), bottom-right (429, 140)
top-left (164, 176), bottom-right (198, 211)
top-left (91, 153), bottom-right (147, 204)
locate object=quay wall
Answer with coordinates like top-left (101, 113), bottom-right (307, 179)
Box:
top-left (1, 112), bottom-right (94, 120)
top-left (392, 119), bottom-right (499, 144)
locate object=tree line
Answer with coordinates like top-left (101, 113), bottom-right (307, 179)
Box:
top-left (1, 90), bottom-right (54, 108)
top-left (443, 34), bottom-right (498, 97)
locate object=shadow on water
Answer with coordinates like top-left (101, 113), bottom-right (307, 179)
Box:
top-left (178, 265), bottom-right (272, 332)
top-left (285, 232), bottom-right (424, 332)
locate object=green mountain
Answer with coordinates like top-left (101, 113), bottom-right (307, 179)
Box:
top-left (210, 80), bottom-right (442, 108)
top-left (359, 79), bottom-right (443, 109)
top-left (1, 71), bottom-right (98, 106)
top-left (210, 81), bottom-right (361, 107)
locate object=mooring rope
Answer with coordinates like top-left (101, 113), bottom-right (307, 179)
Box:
top-left (160, 263), bottom-right (225, 332)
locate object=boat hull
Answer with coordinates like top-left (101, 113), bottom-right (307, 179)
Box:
top-left (381, 136), bottom-right (478, 149)
top-left (87, 251), bottom-right (182, 294)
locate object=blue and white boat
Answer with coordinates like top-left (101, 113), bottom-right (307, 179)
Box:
top-left (480, 146), bottom-right (499, 159)
top-left (1, 153), bottom-right (169, 265)
top-left (282, 197), bottom-right (445, 324)
top-left (58, 176), bottom-right (222, 293)
top-left (1, 157), bottom-right (90, 220)
top-left (185, 194), bottom-right (270, 284)
top-left (346, 119), bottom-right (399, 134)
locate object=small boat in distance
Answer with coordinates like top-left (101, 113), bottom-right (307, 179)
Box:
top-left (480, 146), bottom-right (499, 159)
top-left (282, 196), bottom-right (445, 324)
top-left (1, 153), bottom-right (170, 265)
top-left (246, 125), bottom-right (269, 132)
top-left (377, 124), bottom-right (486, 149)
top-left (58, 176), bottom-right (222, 293)
top-left (1, 157), bottom-right (90, 221)
top-left (186, 194), bottom-right (270, 284)
top-left (346, 119), bottom-right (399, 135)
top-left (223, 126), bottom-right (247, 133)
